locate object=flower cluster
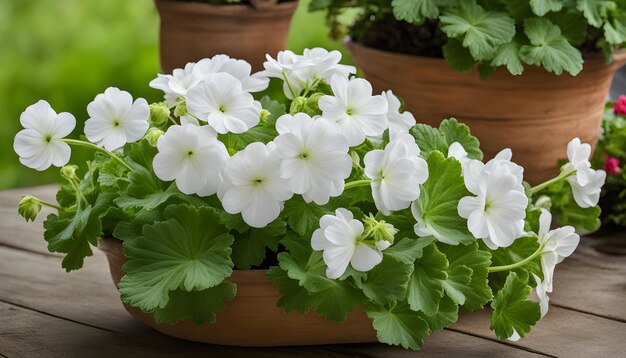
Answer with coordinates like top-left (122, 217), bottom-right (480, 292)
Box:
top-left (14, 48), bottom-right (606, 351)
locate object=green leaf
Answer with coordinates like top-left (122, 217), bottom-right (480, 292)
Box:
top-left (409, 118), bottom-right (482, 160)
top-left (530, 0), bottom-right (564, 16)
top-left (365, 301), bottom-right (430, 350)
top-left (576, 0), bottom-right (616, 27)
top-left (407, 244), bottom-right (448, 315)
top-left (112, 208), bottom-right (164, 242)
top-left (359, 256), bottom-right (412, 305)
top-left (153, 282), bottom-right (237, 324)
top-left (440, 2), bottom-right (516, 60)
top-left (443, 38), bottom-right (476, 73)
top-left (119, 204), bottom-right (234, 312)
top-left (416, 151), bottom-right (475, 245)
top-left (438, 118), bottom-right (483, 160)
top-left (231, 219), bottom-right (286, 270)
top-left (548, 10), bottom-right (589, 46)
top-left (384, 236), bottom-right (436, 265)
top-left (490, 272), bottom-right (541, 340)
top-left (277, 234), bottom-right (362, 322)
top-left (268, 266), bottom-right (314, 314)
top-left (519, 18), bottom-right (583, 75)
top-left (543, 179), bottom-right (602, 231)
top-left (491, 42), bottom-right (524, 75)
top-left (438, 242), bottom-right (493, 310)
top-left (43, 193), bottom-right (114, 271)
top-left (604, 13), bottom-right (626, 44)
top-left (391, 0), bottom-right (452, 24)
top-left (420, 295), bottom-right (459, 332)
top-left (282, 196), bottom-right (330, 238)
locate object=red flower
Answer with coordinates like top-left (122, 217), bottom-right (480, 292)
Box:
top-left (614, 95), bottom-right (626, 115)
top-left (604, 157), bottom-right (621, 175)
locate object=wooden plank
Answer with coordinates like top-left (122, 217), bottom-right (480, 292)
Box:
top-left (0, 245), bottom-right (539, 356)
top-left (452, 306), bottom-right (626, 357)
top-left (550, 240), bottom-right (626, 322)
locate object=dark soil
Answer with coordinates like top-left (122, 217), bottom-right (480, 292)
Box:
top-left (350, 14), bottom-right (448, 58)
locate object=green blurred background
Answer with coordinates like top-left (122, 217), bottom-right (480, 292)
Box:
top-left (0, 0), bottom-right (350, 190)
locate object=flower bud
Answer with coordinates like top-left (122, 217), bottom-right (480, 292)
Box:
top-left (149, 102), bottom-right (171, 126)
top-left (174, 100), bottom-right (188, 117)
top-left (604, 156), bottom-right (620, 175)
top-left (145, 127), bottom-right (164, 147)
top-left (289, 96), bottom-right (308, 115)
top-left (260, 109), bottom-right (271, 122)
top-left (60, 164), bottom-right (79, 181)
top-left (363, 214), bottom-right (397, 249)
top-left (534, 196), bottom-right (552, 210)
top-left (18, 195), bottom-right (42, 222)
top-left (613, 95), bottom-right (626, 116)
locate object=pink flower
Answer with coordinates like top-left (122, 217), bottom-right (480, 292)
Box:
top-left (604, 157), bottom-right (620, 175)
top-left (614, 95), bottom-right (626, 115)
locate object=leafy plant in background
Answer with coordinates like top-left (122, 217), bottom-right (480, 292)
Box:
top-left (310, 0), bottom-right (626, 77)
top-left (15, 49), bottom-right (604, 349)
top-left (588, 95), bottom-right (626, 227)
top-left (0, 0), bottom-right (347, 190)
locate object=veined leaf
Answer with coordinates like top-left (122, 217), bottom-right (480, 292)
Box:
top-left (365, 301), bottom-right (430, 350)
top-left (391, 0), bottom-right (452, 24)
top-left (406, 244), bottom-right (448, 315)
top-left (576, 0), bottom-right (616, 27)
top-left (153, 282), bottom-right (237, 324)
top-left (491, 42), bottom-right (524, 75)
top-left (530, 0), bottom-right (564, 16)
top-left (490, 272), bottom-right (541, 340)
top-left (119, 204), bottom-right (234, 312)
top-left (519, 18), bottom-right (583, 75)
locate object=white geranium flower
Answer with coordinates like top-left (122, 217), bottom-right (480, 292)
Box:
top-left (364, 133), bottom-right (428, 215)
top-left (149, 62), bottom-right (199, 105)
top-left (262, 48), bottom-right (356, 99)
top-left (186, 73), bottom-right (261, 134)
top-left (13, 100), bottom-right (75, 171)
top-left (447, 142), bottom-right (469, 163)
top-left (458, 166), bottom-right (528, 249)
top-left (274, 113), bottom-right (352, 205)
top-left (218, 142), bottom-right (293, 228)
top-left (194, 54), bottom-right (269, 93)
top-left (536, 209), bottom-right (580, 292)
top-left (508, 274), bottom-right (549, 341)
top-left (150, 55), bottom-right (268, 105)
top-left (562, 139), bottom-right (606, 208)
top-left (566, 169), bottom-right (606, 208)
top-left (383, 90), bottom-right (414, 140)
top-left (311, 208), bottom-right (384, 279)
top-left (319, 76), bottom-right (388, 147)
top-left (565, 137), bottom-right (594, 186)
top-left (84, 87), bottom-right (150, 151)
top-left (153, 124), bottom-right (228, 196)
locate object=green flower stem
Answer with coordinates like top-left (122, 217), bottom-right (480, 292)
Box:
top-left (282, 70), bottom-right (297, 99)
top-left (530, 169), bottom-right (576, 194)
top-left (344, 179), bottom-right (371, 190)
top-left (62, 139), bottom-right (133, 172)
top-left (488, 243), bottom-right (545, 273)
top-left (302, 78), bottom-right (321, 97)
top-left (37, 199), bottom-right (63, 211)
top-left (168, 115), bottom-right (178, 125)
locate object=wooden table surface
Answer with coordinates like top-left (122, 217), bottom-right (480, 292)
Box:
top-left (1, 185), bottom-right (625, 357)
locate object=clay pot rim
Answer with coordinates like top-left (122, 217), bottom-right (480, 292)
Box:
top-left (97, 237), bottom-right (270, 282)
top-left (344, 39), bottom-right (626, 73)
top-left (155, 0), bottom-right (299, 16)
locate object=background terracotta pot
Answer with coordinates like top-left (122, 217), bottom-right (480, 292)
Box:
top-left (98, 237), bottom-right (376, 346)
top-left (346, 41), bottom-right (626, 184)
top-left (155, 0), bottom-right (299, 72)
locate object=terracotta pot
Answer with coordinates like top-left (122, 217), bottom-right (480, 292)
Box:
top-left (97, 237), bottom-right (376, 346)
top-left (155, 0), bottom-right (299, 72)
top-left (346, 41), bottom-right (626, 184)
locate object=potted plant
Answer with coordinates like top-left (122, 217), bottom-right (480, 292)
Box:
top-left (14, 49), bottom-right (605, 349)
top-left (310, 0), bottom-right (626, 184)
top-left (155, 0), bottom-right (299, 72)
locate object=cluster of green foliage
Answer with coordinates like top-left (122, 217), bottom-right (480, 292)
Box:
top-left (310, 0), bottom-right (626, 76)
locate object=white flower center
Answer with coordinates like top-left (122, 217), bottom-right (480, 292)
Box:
top-left (112, 119), bottom-right (121, 127)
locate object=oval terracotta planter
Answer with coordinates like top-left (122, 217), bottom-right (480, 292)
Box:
top-left (155, 0), bottom-right (299, 72)
top-left (97, 237), bottom-right (376, 346)
top-left (346, 41), bottom-right (626, 184)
